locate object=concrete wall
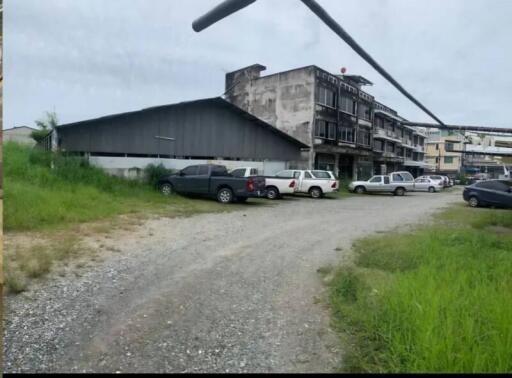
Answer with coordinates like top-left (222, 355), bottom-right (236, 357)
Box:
top-left (226, 66), bottom-right (316, 168)
top-left (88, 155), bottom-right (288, 180)
top-left (4, 127), bottom-right (36, 146)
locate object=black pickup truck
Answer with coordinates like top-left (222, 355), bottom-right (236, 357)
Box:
top-left (157, 164), bottom-right (267, 203)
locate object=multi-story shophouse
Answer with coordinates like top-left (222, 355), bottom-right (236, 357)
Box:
top-left (425, 129), bottom-right (465, 176)
top-left (225, 64), bottom-right (428, 180)
top-left (373, 101), bottom-right (429, 177)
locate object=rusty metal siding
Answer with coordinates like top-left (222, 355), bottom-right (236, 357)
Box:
top-left (58, 100), bottom-right (304, 161)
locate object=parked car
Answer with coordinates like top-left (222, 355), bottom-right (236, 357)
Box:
top-left (349, 175), bottom-right (409, 196)
top-left (414, 177), bottom-right (442, 193)
top-left (463, 179), bottom-right (512, 208)
top-left (157, 164), bottom-right (267, 203)
top-left (418, 175), bottom-right (445, 188)
top-left (275, 169), bottom-right (338, 198)
top-left (230, 167), bottom-right (298, 200)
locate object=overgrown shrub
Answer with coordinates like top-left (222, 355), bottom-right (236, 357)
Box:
top-left (144, 163), bottom-right (174, 188)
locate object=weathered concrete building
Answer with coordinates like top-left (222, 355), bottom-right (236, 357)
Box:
top-left (55, 97), bottom-right (309, 178)
top-left (225, 64), bottom-right (428, 180)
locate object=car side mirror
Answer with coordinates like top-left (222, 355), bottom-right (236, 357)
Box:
top-left (179, 171), bottom-right (185, 177)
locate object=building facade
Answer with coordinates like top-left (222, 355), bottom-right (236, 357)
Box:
top-left (56, 97), bottom-right (308, 178)
top-left (225, 64), bottom-right (428, 180)
top-left (424, 129), bottom-right (465, 175)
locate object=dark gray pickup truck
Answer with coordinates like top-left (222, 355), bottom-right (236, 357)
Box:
top-left (157, 164), bottom-right (267, 203)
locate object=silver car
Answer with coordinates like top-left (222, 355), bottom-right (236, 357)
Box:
top-left (349, 175), bottom-right (408, 196)
top-left (414, 177), bottom-right (443, 192)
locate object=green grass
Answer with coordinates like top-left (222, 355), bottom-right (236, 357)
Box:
top-left (328, 206), bottom-right (512, 373)
top-left (4, 142), bottom-right (261, 231)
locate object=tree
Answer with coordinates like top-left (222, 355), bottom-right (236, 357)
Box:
top-left (31, 111), bottom-right (59, 143)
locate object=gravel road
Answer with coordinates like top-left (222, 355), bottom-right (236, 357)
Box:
top-left (4, 189), bottom-right (461, 373)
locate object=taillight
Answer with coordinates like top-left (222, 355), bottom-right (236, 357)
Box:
top-left (331, 182), bottom-right (337, 188)
top-left (289, 180), bottom-right (295, 188)
top-left (247, 177), bottom-right (254, 192)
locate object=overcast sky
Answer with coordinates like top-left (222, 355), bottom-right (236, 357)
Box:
top-left (4, 0), bottom-right (512, 129)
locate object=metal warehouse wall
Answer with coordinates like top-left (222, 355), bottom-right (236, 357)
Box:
top-left (58, 100), bottom-right (304, 161)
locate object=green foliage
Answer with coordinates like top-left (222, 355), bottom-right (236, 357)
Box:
top-left (35, 111), bottom-right (59, 130)
top-left (456, 172), bottom-right (468, 185)
top-left (30, 129), bottom-right (52, 143)
top-left (144, 163), bottom-right (174, 189)
top-left (329, 206), bottom-right (512, 373)
top-left (3, 141), bottom-right (169, 231)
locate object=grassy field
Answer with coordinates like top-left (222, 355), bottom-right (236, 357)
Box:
top-left (3, 142), bottom-right (269, 293)
top-left (328, 204), bottom-right (512, 373)
top-left (4, 142), bottom-right (262, 231)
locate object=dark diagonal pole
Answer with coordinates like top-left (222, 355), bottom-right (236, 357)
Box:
top-left (192, 0), bottom-right (446, 127)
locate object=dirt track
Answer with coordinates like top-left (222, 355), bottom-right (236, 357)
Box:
top-left (4, 190), bottom-right (461, 373)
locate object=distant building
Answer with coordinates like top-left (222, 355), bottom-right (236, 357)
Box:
top-left (424, 129), bottom-right (464, 175)
top-left (3, 126), bottom-right (37, 146)
top-left (225, 64), bottom-right (429, 180)
top-left (55, 97), bottom-right (309, 179)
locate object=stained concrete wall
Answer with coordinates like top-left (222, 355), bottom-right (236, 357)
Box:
top-left (226, 65), bottom-right (316, 169)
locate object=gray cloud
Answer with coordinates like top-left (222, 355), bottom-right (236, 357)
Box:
top-left (4, 0), bottom-right (512, 128)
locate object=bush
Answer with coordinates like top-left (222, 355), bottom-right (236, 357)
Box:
top-left (144, 163), bottom-right (174, 189)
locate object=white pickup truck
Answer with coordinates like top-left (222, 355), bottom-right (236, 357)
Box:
top-left (230, 167), bottom-right (298, 199)
top-left (274, 169), bottom-right (339, 198)
top-left (349, 171), bottom-right (415, 196)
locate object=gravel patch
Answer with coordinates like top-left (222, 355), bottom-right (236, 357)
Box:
top-left (4, 190), bottom-right (462, 373)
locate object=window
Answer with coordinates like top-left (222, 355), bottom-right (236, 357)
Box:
top-left (318, 86), bottom-right (336, 108)
top-left (181, 166), bottom-right (199, 176)
top-left (369, 176), bottom-right (382, 183)
top-left (304, 171), bottom-right (313, 179)
top-left (339, 126), bottom-right (355, 143)
top-left (445, 143), bottom-right (454, 151)
top-left (197, 165), bottom-right (209, 175)
top-left (384, 176), bottom-right (390, 184)
top-left (250, 168), bottom-right (259, 176)
top-left (311, 171), bottom-right (331, 179)
top-left (358, 102), bottom-right (371, 120)
top-left (374, 139), bottom-right (384, 151)
top-left (392, 173), bottom-right (404, 182)
top-left (315, 120), bottom-right (327, 138)
top-left (276, 170), bottom-right (293, 178)
top-left (327, 123), bottom-right (336, 140)
top-left (315, 120), bottom-right (336, 140)
top-left (444, 156), bottom-right (454, 164)
top-left (476, 181), bottom-right (511, 192)
top-left (357, 130), bottom-right (371, 146)
top-left (339, 95), bottom-right (356, 114)
top-left (211, 166), bottom-right (228, 176)
top-left (230, 168), bottom-right (245, 177)
top-left (435, 144), bottom-right (439, 150)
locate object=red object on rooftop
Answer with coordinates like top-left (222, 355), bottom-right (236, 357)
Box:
top-left (341, 67), bottom-right (347, 74)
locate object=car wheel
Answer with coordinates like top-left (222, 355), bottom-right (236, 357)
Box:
top-left (266, 186), bottom-right (279, 200)
top-left (309, 187), bottom-right (322, 199)
top-left (468, 196), bottom-right (480, 208)
top-left (355, 186), bottom-right (366, 194)
top-left (428, 186), bottom-right (435, 193)
top-left (217, 188), bottom-right (233, 204)
top-left (160, 183), bottom-right (174, 196)
top-left (395, 187), bottom-right (405, 196)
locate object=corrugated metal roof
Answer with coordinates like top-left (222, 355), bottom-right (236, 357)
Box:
top-left (58, 97), bottom-right (310, 149)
